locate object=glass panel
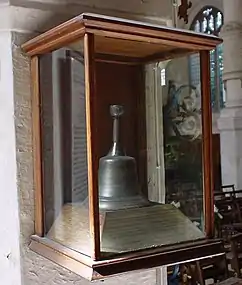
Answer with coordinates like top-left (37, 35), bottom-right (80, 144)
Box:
top-left (210, 48), bottom-right (216, 109)
top-left (202, 18), bottom-right (207, 33)
top-left (164, 54), bottom-right (204, 231)
top-left (40, 40), bottom-right (92, 257)
top-left (203, 8), bottom-right (212, 16)
top-left (218, 43), bottom-right (225, 108)
top-left (216, 12), bottom-right (223, 29)
top-left (189, 53), bottom-right (200, 88)
top-left (190, 7), bottom-right (224, 111)
top-left (208, 15), bottom-right (214, 32)
top-left (194, 20), bottom-right (201, 32)
top-left (93, 45), bottom-right (205, 257)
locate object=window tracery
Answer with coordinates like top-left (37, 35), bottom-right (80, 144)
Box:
top-left (190, 6), bottom-right (224, 110)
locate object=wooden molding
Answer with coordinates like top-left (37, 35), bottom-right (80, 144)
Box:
top-left (200, 50), bottom-right (214, 237)
top-left (21, 13), bottom-right (222, 57)
top-left (31, 56), bottom-right (44, 236)
top-left (84, 33), bottom-right (101, 260)
top-left (30, 235), bottom-right (224, 281)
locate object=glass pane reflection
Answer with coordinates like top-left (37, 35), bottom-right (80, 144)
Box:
top-left (164, 54), bottom-right (204, 231)
top-left (40, 41), bottom-right (92, 257)
top-left (98, 53), bottom-right (205, 257)
top-left (40, 42), bottom-right (205, 258)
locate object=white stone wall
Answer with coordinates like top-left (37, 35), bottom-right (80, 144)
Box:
top-left (217, 0), bottom-right (242, 189)
top-left (0, 30), bottom-right (22, 285)
top-left (0, 1), bottom-right (169, 34)
top-left (10, 0), bottom-right (172, 19)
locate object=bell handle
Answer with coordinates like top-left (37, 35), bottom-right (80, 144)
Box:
top-left (110, 105), bottom-right (124, 143)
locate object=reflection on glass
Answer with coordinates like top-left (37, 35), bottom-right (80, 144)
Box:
top-left (40, 42), bottom-right (206, 258)
top-left (40, 41), bottom-right (92, 257)
top-left (218, 43), bottom-right (224, 108)
top-left (97, 54), bottom-right (205, 257)
top-left (164, 54), bottom-right (203, 231)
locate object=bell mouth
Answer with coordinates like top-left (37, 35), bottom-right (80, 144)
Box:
top-left (99, 194), bottom-right (152, 211)
top-left (98, 154), bottom-right (150, 211)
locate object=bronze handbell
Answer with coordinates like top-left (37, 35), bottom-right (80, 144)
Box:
top-left (98, 105), bottom-right (150, 211)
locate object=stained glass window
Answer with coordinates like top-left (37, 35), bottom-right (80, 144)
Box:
top-left (189, 7), bottom-right (224, 111)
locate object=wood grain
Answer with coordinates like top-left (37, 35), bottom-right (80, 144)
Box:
top-left (22, 24), bottom-right (85, 56)
top-left (93, 34), bottom-right (173, 57)
top-left (30, 236), bottom-right (94, 280)
top-left (84, 33), bottom-right (101, 260)
top-left (31, 56), bottom-right (44, 236)
top-left (29, 235), bottom-right (224, 280)
top-left (200, 50), bottom-right (214, 238)
top-left (82, 13), bottom-right (221, 47)
top-left (21, 13), bottom-right (222, 58)
top-left (95, 53), bottom-right (141, 65)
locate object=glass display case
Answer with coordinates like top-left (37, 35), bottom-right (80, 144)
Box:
top-left (22, 13), bottom-right (224, 281)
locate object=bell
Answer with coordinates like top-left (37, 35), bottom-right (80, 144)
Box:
top-left (98, 105), bottom-right (150, 211)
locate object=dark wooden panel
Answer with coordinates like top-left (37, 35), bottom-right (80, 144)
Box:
top-left (95, 62), bottom-right (147, 193)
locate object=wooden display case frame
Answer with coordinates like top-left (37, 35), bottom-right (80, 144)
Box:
top-left (22, 13), bottom-right (224, 281)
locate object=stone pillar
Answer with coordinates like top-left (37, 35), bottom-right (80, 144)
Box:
top-left (218, 0), bottom-right (242, 190)
top-left (0, 30), bottom-right (22, 285)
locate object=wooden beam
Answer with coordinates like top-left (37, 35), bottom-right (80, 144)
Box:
top-left (200, 50), bottom-right (214, 238)
top-left (31, 56), bottom-right (44, 236)
top-left (84, 33), bottom-right (101, 260)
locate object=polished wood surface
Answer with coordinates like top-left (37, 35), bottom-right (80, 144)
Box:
top-left (30, 235), bottom-right (224, 281)
top-left (200, 50), bottom-right (214, 238)
top-left (84, 33), bottom-right (101, 260)
top-left (21, 13), bottom-right (222, 58)
top-left (31, 56), bottom-right (44, 236)
top-left (22, 24), bottom-right (85, 56)
top-left (29, 236), bottom-right (94, 280)
top-left (95, 35), bottom-right (171, 57)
